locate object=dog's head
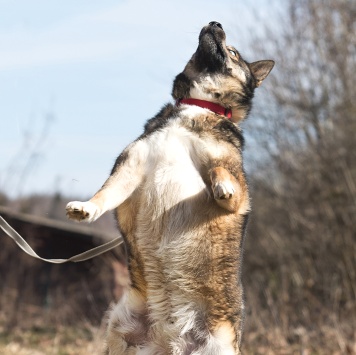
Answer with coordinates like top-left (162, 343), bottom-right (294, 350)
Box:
top-left (172, 22), bottom-right (274, 123)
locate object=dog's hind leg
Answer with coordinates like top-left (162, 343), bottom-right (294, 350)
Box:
top-left (106, 288), bottom-right (149, 355)
top-left (66, 139), bottom-right (149, 223)
top-left (210, 167), bottom-right (249, 214)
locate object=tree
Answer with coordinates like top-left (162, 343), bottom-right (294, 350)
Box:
top-left (242, 0), bottom-right (356, 352)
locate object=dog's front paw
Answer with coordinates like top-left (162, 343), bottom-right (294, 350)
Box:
top-left (66, 201), bottom-right (100, 222)
top-left (213, 181), bottom-right (235, 200)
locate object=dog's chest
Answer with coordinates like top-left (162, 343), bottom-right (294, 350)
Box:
top-left (143, 122), bottom-right (207, 211)
top-left (126, 114), bottom-right (236, 246)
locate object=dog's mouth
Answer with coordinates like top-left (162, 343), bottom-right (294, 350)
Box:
top-left (196, 21), bottom-right (227, 72)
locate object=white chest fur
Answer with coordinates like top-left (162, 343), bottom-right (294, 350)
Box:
top-left (143, 121), bottom-right (207, 213)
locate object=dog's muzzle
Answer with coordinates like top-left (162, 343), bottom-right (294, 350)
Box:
top-left (196, 22), bottom-right (227, 72)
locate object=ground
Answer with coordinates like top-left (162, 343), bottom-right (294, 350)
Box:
top-left (1, 324), bottom-right (354, 355)
top-left (0, 324), bottom-right (105, 355)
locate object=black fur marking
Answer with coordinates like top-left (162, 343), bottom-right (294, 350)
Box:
top-left (143, 104), bottom-right (177, 135)
top-left (110, 149), bottom-right (129, 175)
top-left (196, 25), bottom-right (227, 73)
top-left (172, 73), bottom-right (192, 100)
top-left (195, 44), bottom-right (226, 73)
top-left (240, 79), bottom-right (255, 107)
top-left (239, 213), bottom-right (249, 271)
top-left (215, 119), bottom-right (245, 150)
top-left (110, 104), bottom-right (178, 178)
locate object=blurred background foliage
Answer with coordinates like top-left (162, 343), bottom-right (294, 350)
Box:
top-left (242, 0), bottom-right (356, 352)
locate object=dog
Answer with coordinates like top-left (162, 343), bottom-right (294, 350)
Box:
top-left (66, 21), bottom-right (274, 355)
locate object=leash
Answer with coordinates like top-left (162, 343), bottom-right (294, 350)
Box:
top-left (0, 215), bottom-right (123, 264)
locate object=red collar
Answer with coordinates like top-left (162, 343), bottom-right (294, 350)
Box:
top-left (176, 98), bottom-right (232, 119)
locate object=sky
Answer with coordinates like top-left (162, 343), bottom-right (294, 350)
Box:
top-left (0, 0), bottom-right (273, 199)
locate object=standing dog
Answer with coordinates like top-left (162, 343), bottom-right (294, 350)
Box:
top-left (66, 21), bottom-right (273, 355)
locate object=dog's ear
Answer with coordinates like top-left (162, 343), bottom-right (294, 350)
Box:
top-left (172, 73), bottom-right (192, 99)
top-left (249, 60), bottom-right (274, 87)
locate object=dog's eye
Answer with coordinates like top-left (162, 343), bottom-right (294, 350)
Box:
top-left (229, 50), bottom-right (237, 57)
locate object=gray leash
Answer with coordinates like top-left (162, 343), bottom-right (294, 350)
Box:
top-left (0, 215), bottom-right (123, 264)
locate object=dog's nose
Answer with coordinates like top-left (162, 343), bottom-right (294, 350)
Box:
top-left (209, 21), bottom-right (223, 30)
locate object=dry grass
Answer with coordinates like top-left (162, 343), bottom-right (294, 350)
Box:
top-left (242, 325), bottom-right (356, 354)
top-left (1, 322), bottom-right (355, 355)
top-left (0, 324), bottom-right (106, 355)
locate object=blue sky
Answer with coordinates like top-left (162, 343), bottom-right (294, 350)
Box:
top-left (0, 0), bottom-right (272, 199)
